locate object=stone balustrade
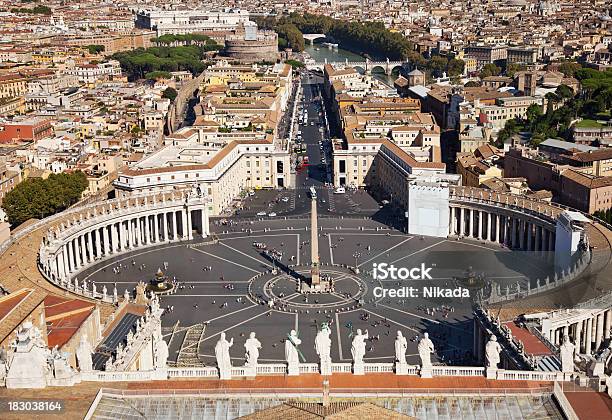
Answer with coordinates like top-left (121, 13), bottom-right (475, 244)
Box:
top-left (64, 364), bottom-right (573, 385)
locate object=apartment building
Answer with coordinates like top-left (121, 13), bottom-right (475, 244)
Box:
top-left (0, 73), bottom-right (28, 99)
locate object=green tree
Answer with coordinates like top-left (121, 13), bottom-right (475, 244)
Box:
top-left (479, 63), bottom-right (501, 78)
top-left (84, 45), bottom-right (105, 54)
top-left (3, 172), bottom-right (88, 226)
top-left (447, 58), bottom-right (465, 77)
top-left (145, 70), bottom-right (172, 80)
top-left (558, 61), bottom-right (582, 78)
top-left (556, 84), bottom-right (574, 100)
top-left (162, 87), bottom-right (178, 102)
top-left (285, 59), bottom-right (305, 68)
top-left (505, 63), bottom-right (525, 78)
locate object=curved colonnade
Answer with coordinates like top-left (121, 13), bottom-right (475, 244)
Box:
top-left (37, 191), bottom-right (210, 301)
top-left (449, 186), bottom-right (560, 254)
top-left (26, 186), bottom-right (612, 306)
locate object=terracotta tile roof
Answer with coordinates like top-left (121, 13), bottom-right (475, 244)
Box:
top-left (0, 288), bottom-right (46, 344)
top-left (567, 148), bottom-right (612, 163)
top-left (44, 295), bottom-right (95, 348)
top-left (381, 139), bottom-right (446, 169)
top-left (565, 391), bottom-right (612, 419)
top-left (504, 322), bottom-right (552, 356)
top-left (44, 295), bottom-right (94, 319)
top-left (562, 169), bottom-right (612, 189)
top-left (0, 289), bottom-right (33, 322)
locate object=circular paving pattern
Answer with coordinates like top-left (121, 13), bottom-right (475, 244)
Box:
top-left (248, 265), bottom-right (382, 312)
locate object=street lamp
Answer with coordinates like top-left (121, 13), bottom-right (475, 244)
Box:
top-left (353, 252), bottom-right (361, 274)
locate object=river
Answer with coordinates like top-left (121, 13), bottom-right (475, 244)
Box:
top-left (303, 44), bottom-right (397, 86)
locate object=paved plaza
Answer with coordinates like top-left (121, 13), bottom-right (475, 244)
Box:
top-left (80, 214), bottom-right (553, 368)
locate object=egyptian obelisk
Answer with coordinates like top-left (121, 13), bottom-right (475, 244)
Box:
top-left (310, 194), bottom-right (320, 286)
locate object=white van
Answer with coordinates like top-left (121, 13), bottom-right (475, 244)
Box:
top-left (334, 187), bottom-right (346, 194)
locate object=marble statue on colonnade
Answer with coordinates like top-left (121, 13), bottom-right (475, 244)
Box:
top-left (154, 338), bottom-right (169, 369)
top-left (486, 335), bottom-right (501, 368)
top-left (351, 329), bottom-right (368, 375)
top-left (395, 331), bottom-right (407, 364)
top-left (418, 332), bottom-right (435, 378)
top-left (485, 334), bottom-right (502, 379)
top-left (76, 335), bottom-right (93, 372)
top-left (285, 329), bottom-right (301, 376)
top-left (315, 323), bottom-right (332, 375)
top-left (244, 332), bottom-right (262, 369)
top-left (395, 330), bottom-right (410, 375)
top-left (560, 335), bottom-right (575, 374)
top-left (215, 332), bottom-right (233, 380)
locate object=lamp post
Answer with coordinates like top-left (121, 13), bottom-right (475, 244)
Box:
top-left (353, 251), bottom-right (361, 274)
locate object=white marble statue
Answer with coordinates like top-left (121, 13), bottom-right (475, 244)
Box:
top-left (285, 330), bottom-right (302, 365)
top-left (315, 323), bottom-right (332, 364)
top-left (560, 334), bottom-right (575, 373)
top-left (485, 334), bottom-right (502, 368)
top-left (215, 332), bottom-right (233, 379)
top-left (105, 356), bottom-right (113, 371)
top-left (155, 338), bottom-right (169, 369)
top-left (395, 331), bottom-right (408, 364)
top-left (351, 329), bottom-right (368, 365)
top-left (75, 335), bottom-right (93, 372)
top-left (244, 332), bottom-right (262, 367)
top-left (417, 332), bottom-right (434, 368)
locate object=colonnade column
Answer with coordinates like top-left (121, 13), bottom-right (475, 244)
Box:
top-left (128, 219), bottom-right (135, 248)
top-left (94, 229), bottom-right (101, 259)
top-left (200, 209), bottom-right (207, 237)
top-left (527, 223), bottom-right (532, 251)
top-left (164, 212), bottom-right (169, 241)
top-left (62, 244), bottom-right (70, 275)
top-left (605, 310), bottom-right (612, 341)
top-left (575, 320), bottom-right (583, 353)
top-left (181, 210), bottom-right (188, 240)
top-left (585, 317), bottom-right (593, 354)
top-left (144, 215), bottom-right (150, 245)
top-left (478, 211), bottom-right (483, 239)
top-left (86, 231), bottom-right (94, 262)
top-left (154, 214), bottom-right (160, 242)
top-left (103, 225), bottom-right (110, 255)
top-left (74, 238), bottom-right (81, 269)
top-left (118, 221), bottom-right (124, 251)
top-left (495, 214), bottom-right (500, 243)
top-left (459, 208), bottom-right (465, 236)
top-left (187, 210), bottom-right (193, 240)
top-left (595, 313), bottom-right (604, 351)
top-left (450, 207), bottom-right (456, 235)
top-left (172, 211), bottom-right (178, 240)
